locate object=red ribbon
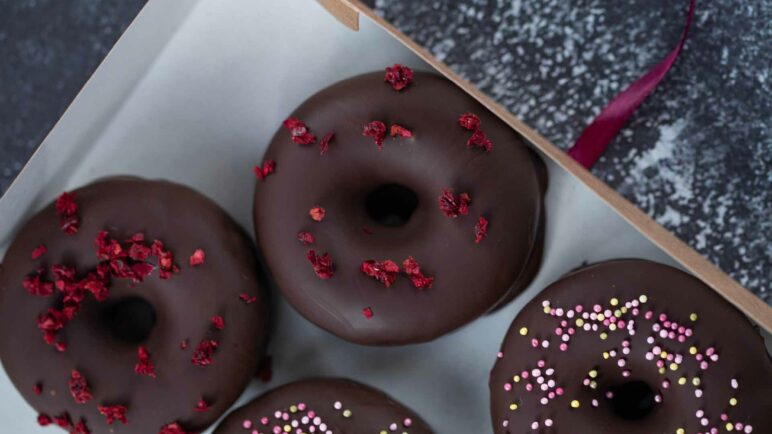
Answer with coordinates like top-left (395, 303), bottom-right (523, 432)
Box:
top-left (567, 0), bottom-right (696, 169)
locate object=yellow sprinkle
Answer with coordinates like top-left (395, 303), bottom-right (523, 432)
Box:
top-left (602, 352), bottom-right (610, 360)
top-left (284, 426), bottom-right (291, 433)
top-left (600, 332), bottom-right (608, 340)
top-left (660, 352), bottom-right (668, 359)
top-left (690, 313), bottom-right (698, 322)
top-left (519, 327), bottom-right (529, 336)
top-left (639, 295), bottom-right (648, 303)
top-left (589, 370), bottom-right (598, 378)
top-left (570, 400), bottom-right (580, 409)
top-left (692, 377), bottom-right (701, 386)
top-left (678, 377), bottom-right (687, 385)
top-left (609, 323), bottom-right (617, 331)
top-left (509, 403), bottom-right (518, 411)
top-left (543, 306), bottom-right (551, 314)
top-left (614, 309), bottom-right (622, 317)
top-left (621, 307), bottom-right (628, 314)
top-left (676, 429), bottom-right (685, 434)
top-left (610, 298), bottom-right (619, 306)
top-left (576, 319), bottom-right (585, 327)
top-left (590, 381), bottom-right (597, 389)
top-left (658, 368), bottom-right (666, 375)
top-left (513, 375), bottom-right (521, 383)
top-left (689, 346), bottom-right (698, 355)
top-left (597, 313), bottom-right (605, 321)
top-left (726, 423), bottom-right (734, 431)
top-left (289, 405), bottom-right (298, 413)
top-left (342, 409), bottom-right (352, 418)
top-left (729, 397), bottom-right (738, 406)
top-left (380, 431), bottom-right (388, 434)
top-left (669, 363), bottom-right (678, 371)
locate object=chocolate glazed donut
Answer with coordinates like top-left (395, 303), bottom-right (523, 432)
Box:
top-left (213, 378), bottom-right (433, 434)
top-left (0, 178), bottom-right (269, 434)
top-left (253, 67), bottom-right (547, 345)
top-left (490, 259), bottom-right (772, 433)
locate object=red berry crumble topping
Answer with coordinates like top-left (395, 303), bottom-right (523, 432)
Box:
top-left (384, 64), bottom-right (414, 91)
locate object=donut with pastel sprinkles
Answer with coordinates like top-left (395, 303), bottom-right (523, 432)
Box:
top-left (213, 378), bottom-right (433, 434)
top-left (490, 259), bottom-right (771, 433)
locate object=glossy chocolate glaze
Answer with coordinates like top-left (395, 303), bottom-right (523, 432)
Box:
top-left (490, 260), bottom-right (772, 433)
top-left (0, 178), bottom-right (269, 433)
top-left (213, 378), bottom-right (433, 434)
top-left (253, 71), bottom-right (546, 345)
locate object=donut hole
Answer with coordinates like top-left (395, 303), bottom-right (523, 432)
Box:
top-left (102, 297), bottom-right (157, 344)
top-left (610, 380), bottom-right (656, 420)
top-left (365, 184), bottom-right (419, 227)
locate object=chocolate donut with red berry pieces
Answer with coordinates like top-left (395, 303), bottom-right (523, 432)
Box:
top-left (212, 378), bottom-right (433, 434)
top-left (490, 259), bottom-right (772, 433)
top-left (252, 65), bottom-right (547, 345)
top-left (0, 178), bottom-right (269, 434)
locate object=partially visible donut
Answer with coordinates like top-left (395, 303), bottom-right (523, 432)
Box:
top-left (253, 65), bottom-right (547, 345)
top-left (213, 378), bottom-right (433, 434)
top-left (490, 260), bottom-right (772, 433)
top-left (0, 178), bottom-right (269, 433)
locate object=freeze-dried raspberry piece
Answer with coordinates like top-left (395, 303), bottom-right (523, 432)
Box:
top-left (319, 132), bottom-right (334, 156)
top-left (31, 245), bottom-right (48, 260)
top-left (23, 268), bottom-right (54, 297)
top-left (402, 256), bottom-right (435, 290)
top-left (134, 346), bottom-right (156, 378)
top-left (309, 206), bottom-right (326, 222)
top-left (467, 129), bottom-right (493, 152)
top-left (283, 118), bottom-right (316, 145)
top-left (390, 124), bottom-right (413, 138)
top-left (360, 259), bottom-right (399, 288)
top-left (438, 189), bottom-right (471, 218)
top-left (297, 231), bottom-right (315, 245)
top-left (474, 215), bottom-right (489, 244)
top-left (254, 160), bottom-right (276, 181)
top-left (98, 405), bottom-right (128, 425)
top-left (363, 121), bottom-right (387, 150)
top-left (384, 64), bottom-right (414, 91)
top-left (159, 422), bottom-right (190, 434)
top-left (307, 250), bottom-right (334, 279)
top-left (68, 370), bottom-right (92, 404)
top-left (189, 249), bottom-right (205, 267)
top-left (55, 192), bottom-right (80, 235)
top-left (191, 340), bottom-right (219, 367)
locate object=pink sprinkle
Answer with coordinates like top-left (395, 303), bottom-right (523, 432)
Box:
top-left (243, 420), bottom-right (252, 428)
top-left (403, 418), bottom-right (412, 427)
top-left (504, 383), bottom-right (512, 391)
top-left (497, 351), bottom-right (504, 358)
top-left (560, 343), bottom-right (568, 351)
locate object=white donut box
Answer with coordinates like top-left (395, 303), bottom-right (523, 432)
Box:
top-left (0, 1), bottom-right (769, 432)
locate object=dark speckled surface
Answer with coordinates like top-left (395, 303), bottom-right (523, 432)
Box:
top-left (0, 0), bottom-right (769, 300)
top-left (0, 0), bottom-right (147, 191)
